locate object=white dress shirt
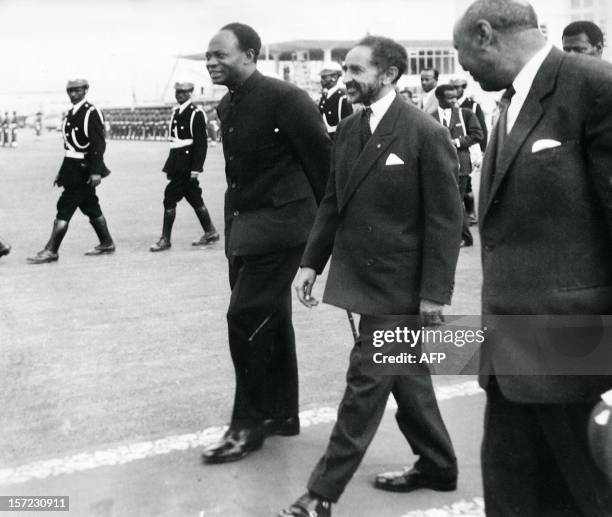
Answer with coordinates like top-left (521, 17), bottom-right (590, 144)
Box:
top-left (506, 43), bottom-right (553, 134)
top-left (367, 89), bottom-right (396, 133)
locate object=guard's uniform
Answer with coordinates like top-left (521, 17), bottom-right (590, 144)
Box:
top-left (56, 99), bottom-right (110, 221)
top-left (318, 85), bottom-right (352, 138)
top-left (162, 102), bottom-right (208, 209)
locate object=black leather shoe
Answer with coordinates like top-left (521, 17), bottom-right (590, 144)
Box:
top-left (264, 416), bottom-right (300, 436)
top-left (84, 242), bottom-right (115, 255)
top-left (0, 241), bottom-right (11, 258)
top-left (201, 428), bottom-right (264, 464)
top-left (150, 237), bottom-right (171, 252)
top-left (278, 492), bottom-right (331, 517)
top-left (192, 231), bottom-right (220, 246)
top-left (374, 466), bottom-right (457, 493)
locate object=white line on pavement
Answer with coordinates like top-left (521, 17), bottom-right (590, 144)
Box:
top-left (400, 497), bottom-right (484, 517)
top-left (0, 381), bottom-right (483, 486)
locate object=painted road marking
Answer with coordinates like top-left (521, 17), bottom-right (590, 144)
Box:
top-left (401, 497), bottom-right (484, 517)
top-left (0, 381), bottom-right (483, 486)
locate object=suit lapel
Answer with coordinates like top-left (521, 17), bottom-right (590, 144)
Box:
top-left (481, 48), bottom-right (564, 222)
top-left (338, 97), bottom-right (402, 212)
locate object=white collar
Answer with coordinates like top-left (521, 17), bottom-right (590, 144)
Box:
top-left (178, 99), bottom-right (192, 114)
top-left (368, 88), bottom-right (396, 119)
top-left (512, 43), bottom-right (553, 102)
top-left (457, 94), bottom-right (468, 105)
top-left (324, 83), bottom-right (341, 97)
top-left (71, 98), bottom-right (87, 114)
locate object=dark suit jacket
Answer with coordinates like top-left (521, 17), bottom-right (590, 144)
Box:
top-left (301, 95), bottom-right (462, 315)
top-left (433, 107), bottom-right (483, 176)
top-left (459, 97), bottom-right (488, 152)
top-left (217, 70), bottom-right (332, 257)
top-left (479, 48), bottom-right (612, 403)
top-left (163, 102), bottom-right (207, 176)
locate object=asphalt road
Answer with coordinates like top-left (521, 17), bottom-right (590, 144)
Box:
top-left (0, 131), bottom-right (485, 517)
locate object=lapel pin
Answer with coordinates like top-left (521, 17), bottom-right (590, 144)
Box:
top-left (376, 143), bottom-right (381, 149)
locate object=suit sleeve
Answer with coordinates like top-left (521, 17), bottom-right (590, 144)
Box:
top-left (277, 88), bottom-right (332, 203)
top-left (418, 124), bottom-right (463, 305)
top-left (457, 109), bottom-right (483, 149)
top-left (474, 103), bottom-right (488, 151)
top-left (86, 108), bottom-right (107, 176)
top-left (586, 82), bottom-right (612, 237)
top-left (300, 125), bottom-right (341, 273)
top-left (190, 110), bottom-right (208, 172)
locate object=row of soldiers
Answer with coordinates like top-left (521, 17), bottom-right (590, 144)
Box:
top-left (1, 111), bottom-right (19, 147)
top-left (106, 108), bottom-right (173, 140)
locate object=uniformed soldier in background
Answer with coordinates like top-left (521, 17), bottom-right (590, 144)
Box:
top-left (27, 79), bottom-right (115, 264)
top-left (10, 111), bottom-right (18, 147)
top-left (0, 237), bottom-right (10, 258)
top-left (1, 112), bottom-right (9, 147)
top-left (150, 81), bottom-right (219, 252)
top-left (318, 62), bottom-right (352, 140)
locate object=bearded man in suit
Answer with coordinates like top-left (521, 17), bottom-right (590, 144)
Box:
top-left (278, 35), bottom-right (462, 517)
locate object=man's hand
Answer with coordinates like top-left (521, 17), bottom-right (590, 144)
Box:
top-left (88, 174), bottom-right (101, 187)
top-left (190, 171), bottom-right (199, 180)
top-left (420, 298), bottom-right (445, 327)
top-left (294, 267), bottom-right (319, 308)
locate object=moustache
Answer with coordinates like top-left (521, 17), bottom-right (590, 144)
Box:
top-left (344, 82), bottom-right (360, 91)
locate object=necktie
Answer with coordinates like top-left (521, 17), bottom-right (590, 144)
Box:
top-left (360, 107), bottom-right (372, 150)
top-left (496, 87), bottom-right (516, 149)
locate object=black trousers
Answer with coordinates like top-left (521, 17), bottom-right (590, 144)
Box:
top-left (163, 174), bottom-right (205, 210)
top-left (56, 183), bottom-right (102, 222)
top-left (482, 379), bottom-right (612, 517)
top-left (226, 245), bottom-right (303, 429)
top-left (308, 314), bottom-right (457, 503)
top-left (458, 175), bottom-right (473, 245)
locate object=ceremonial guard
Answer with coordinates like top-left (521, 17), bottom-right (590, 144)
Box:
top-left (27, 79), bottom-right (115, 264)
top-left (1, 112), bottom-right (9, 147)
top-left (318, 62), bottom-right (353, 139)
top-left (150, 82), bottom-right (218, 252)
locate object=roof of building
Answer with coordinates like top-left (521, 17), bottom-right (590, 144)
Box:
top-left (181, 39), bottom-right (454, 60)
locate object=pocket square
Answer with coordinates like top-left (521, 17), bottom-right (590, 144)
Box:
top-left (532, 139), bottom-right (562, 153)
top-left (385, 153), bottom-right (404, 166)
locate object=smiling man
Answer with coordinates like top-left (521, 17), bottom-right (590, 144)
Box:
top-left (278, 35), bottom-right (462, 517)
top-left (201, 23), bottom-right (331, 464)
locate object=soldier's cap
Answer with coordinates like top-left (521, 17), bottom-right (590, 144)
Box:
top-left (450, 76), bottom-right (468, 87)
top-left (66, 78), bottom-right (89, 89)
top-left (174, 81), bottom-right (194, 91)
top-left (320, 62), bottom-right (343, 76)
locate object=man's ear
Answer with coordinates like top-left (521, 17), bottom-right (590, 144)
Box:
top-left (595, 42), bottom-right (604, 57)
top-left (383, 66), bottom-right (399, 85)
top-left (475, 19), bottom-right (495, 48)
top-left (243, 49), bottom-right (256, 64)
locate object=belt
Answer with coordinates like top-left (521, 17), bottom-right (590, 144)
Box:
top-left (169, 138), bottom-right (193, 149)
top-left (65, 150), bottom-right (86, 159)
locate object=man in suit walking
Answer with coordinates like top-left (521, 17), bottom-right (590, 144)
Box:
top-left (149, 81), bottom-right (219, 252)
top-left (433, 84), bottom-right (483, 247)
top-left (278, 36), bottom-right (462, 517)
top-left (454, 1), bottom-right (612, 515)
top-left (201, 23), bottom-right (331, 464)
top-left (451, 76), bottom-right (488, 225)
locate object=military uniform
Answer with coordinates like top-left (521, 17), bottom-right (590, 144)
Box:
top-left (28, 79), bottom-right (115, 264)
top-left (150, 82), bottom-right (218, 252)
top-left (318, 85), bottom-right (352, 138)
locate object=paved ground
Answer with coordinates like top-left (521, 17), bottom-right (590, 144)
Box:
top-left (0, 131), bottom-right (485, 516)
